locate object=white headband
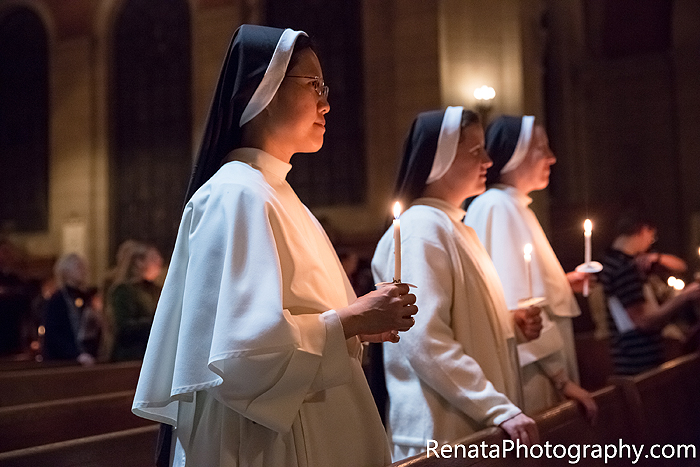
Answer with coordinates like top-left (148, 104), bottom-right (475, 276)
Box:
top-left (500, 115), bottom-right (535, 174)
top-left (426, 106), bottom-right (463, 184)
top-left (239, 28), bottom-right (307, 127)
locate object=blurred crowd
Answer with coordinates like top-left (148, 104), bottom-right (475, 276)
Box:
top-left (0, 239), bottom-right (163, 365)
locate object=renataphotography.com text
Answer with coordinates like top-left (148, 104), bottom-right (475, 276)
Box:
top-left (426, 439), bottom-right (697, 464)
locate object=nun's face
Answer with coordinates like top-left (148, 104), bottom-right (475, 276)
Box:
top-left (447, 123), bottom-right (492, 198)
top-left (264, 48), bottom-right (330, 157)
top-left (519, 125), bottom-right (556, 191)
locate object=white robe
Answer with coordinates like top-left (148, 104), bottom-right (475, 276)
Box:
top-left (465, 185), bottom-right (580, 415)
top-left (132, 148), bottom-right (391, 467)
top-left (372, 198), bottom-right (522, 460)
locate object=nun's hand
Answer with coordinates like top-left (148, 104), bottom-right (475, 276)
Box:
top-left (513, 305), bottom-right (542, 341)
top-left (360, 330), bottom-right (400, 343)
top-left (561, 381), bottom-right (599, 425)
top-left (567, 270), bottom-right (595, 293)
top-left (499, 413), bottom-right (539, 446)
top-left (337, 283), bottom-right (417, 339)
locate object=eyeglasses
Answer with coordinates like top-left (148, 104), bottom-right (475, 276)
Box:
top-left (285, 75), bottom-right (329, 98)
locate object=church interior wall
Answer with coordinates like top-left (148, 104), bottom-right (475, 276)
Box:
top-left (313, 0), bottom-right (442, 246)
top-left (438, 0), bottom-right (526, 118)
top-left (2, 0), bottom-right (700, 283)
top-left (191, 3), bottom-right (242, 155)
top-left (437, 0), bottom-right (554, 231)
top-left (2, 0), bottom-right (242, 283)
top-left (541, 0), bottom-right (700, 274)
top-left (49, 35), bottom-right (98, 268)
top-left (672, 0), bottom-right (700, 270)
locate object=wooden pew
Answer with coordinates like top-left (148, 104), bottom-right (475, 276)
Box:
top-left (0, 361), bottom-right (141, 407)
top-left (389, 353), bottom-right (700, 467)
top-left (388, 426), bottom-right (540, 467)
top-left (0, 356), bottom-right (77, 372)
top-left (609, 352), bottom-right (700, 467)
top-left (0, 390), bottom-right (152, 453)
top-left (534, 385), bottom-right (638, 467)
top-left (574, 332), bottom-right (613, 391)
top-left (0, 424), bottom-right (159, 467)
top-left (389, 384), bottom-right (638, 467)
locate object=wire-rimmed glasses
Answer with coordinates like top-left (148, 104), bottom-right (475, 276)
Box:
top-left (286, 75), bottom-right (329, 99)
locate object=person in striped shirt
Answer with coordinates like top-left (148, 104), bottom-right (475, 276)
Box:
top-left (600, 213), bottom-right (700, 375)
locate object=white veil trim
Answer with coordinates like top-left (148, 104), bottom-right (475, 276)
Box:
top-left (500, 115), bottom-right (535, 174)
top-left (239, 28), bottom-right (307, 126)
top-left (426, 106), bottom-right (463, 184)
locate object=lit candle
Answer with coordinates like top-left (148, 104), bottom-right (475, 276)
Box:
top-left (393, 202), bottom-right (402, 282)
top-left (524, 243), bottom-right (533, 299)
top-left (583, 220), bottom-right (594, 297)
top-left (584, 219), bottom-right (592, 264)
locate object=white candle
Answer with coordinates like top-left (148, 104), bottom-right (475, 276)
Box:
top-left (393, 202), bottom-right (402, 282)
top-left (583, 219), bottom-right (593, 297)
top-left (524, 243), bottom-right (533, 299)
top-left (584, 219), bottom-right (592, 264)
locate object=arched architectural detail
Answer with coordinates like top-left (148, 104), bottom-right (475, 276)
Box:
top-left (0, 1), bottom-right (55, 41)
top-left (109, 0), bottom-right (193, 258)
top-left (0, 5), bottom-right (50, 232)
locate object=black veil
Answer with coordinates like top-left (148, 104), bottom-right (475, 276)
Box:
top-left (393, 110), bottom-right (445, 206)
top-left (184, 25), bottom-right (306, 202)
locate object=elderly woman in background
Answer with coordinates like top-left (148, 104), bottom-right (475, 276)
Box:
top-left (43, 253), bottom-right (101, 365)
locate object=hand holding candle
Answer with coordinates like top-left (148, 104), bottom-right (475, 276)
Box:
top-left (576, 218), bottom-right (602, 297)
top-left (393, 202), bottom-right (402, 282)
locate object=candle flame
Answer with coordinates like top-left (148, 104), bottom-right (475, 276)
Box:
top-left (668, 276), bottom-right (677, 287)
top-left (674, 279), bottom-right (685, 291)
top-left (584, 219), bottom-right (592, 234)
top-left (523, 243), bottom-right (533, 260)
top-left (393, 201), bottom-right (402, 219)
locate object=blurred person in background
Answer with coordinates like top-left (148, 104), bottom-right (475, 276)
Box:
top-left (107, 241), bottom-right (156, 361)
top-left (43, 253), bottom-right (101, 365)
top-left (600, 212), bottom-right (700, 375)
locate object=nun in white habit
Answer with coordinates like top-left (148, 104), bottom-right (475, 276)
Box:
top-left (464, 115), bottom-right (597, 420)
top-left (372, 108), bottom-right (540, 461)
top-left (132, 25), bottom-right (418, 467)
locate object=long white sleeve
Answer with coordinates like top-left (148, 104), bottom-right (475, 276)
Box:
top-left (134, 172), bottom-right (352, 434)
